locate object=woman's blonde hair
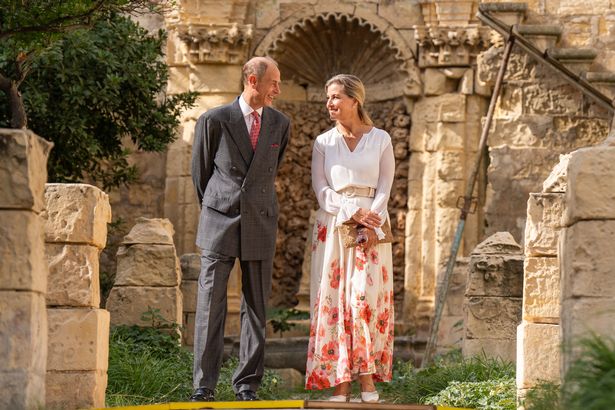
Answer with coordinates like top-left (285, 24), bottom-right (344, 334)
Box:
top-left (325, 74), bottom-right (373, 126)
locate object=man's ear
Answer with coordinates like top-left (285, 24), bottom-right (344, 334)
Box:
top-left (248, 74), bottom-right (258, 88)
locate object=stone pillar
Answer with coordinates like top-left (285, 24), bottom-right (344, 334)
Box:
top-left (106, 218), bottom-right (182, 329)
top-left (462, 232), bottom-right (523, 362)
top-left (436, 257), bottom-right (469, 354)
top-left (180, 253), bottom-right (242, 348)
top-left (516, 156), bottom-right (568, 401)
top-left (0, 129), bottom-right (52, 409)
top-left (560, 146), bottom-right (615, 374)
top-left (43, 183), bottom-right (112, 410)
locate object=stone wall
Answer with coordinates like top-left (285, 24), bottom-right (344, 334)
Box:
top-left (463, 232), bottom-right (523, 362)
top-left (106, 218), bottom-right (183, 329)
top-left (560, 145), bottom-right (615, 374)
top-left (44, 183), bottom-right (112, 410)
top-left (0, 129), bottom-right (52, 409)
top-left (516, 156), bottom-right (567, 400)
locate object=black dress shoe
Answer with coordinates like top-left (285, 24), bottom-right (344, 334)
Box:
top-left (235, 390), bottom-right (259, 401)
top-left (189, 387), bottom-right (215, 402)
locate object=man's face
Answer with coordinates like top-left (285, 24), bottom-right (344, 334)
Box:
top-left (250, 64), bottom-right (281, 108)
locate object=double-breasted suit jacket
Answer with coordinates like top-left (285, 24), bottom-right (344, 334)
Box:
top-left (191, 98), bottom-right (290, 260)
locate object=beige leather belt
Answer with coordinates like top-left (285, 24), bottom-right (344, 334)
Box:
top-left (337, 186), bottom-right (376, 198)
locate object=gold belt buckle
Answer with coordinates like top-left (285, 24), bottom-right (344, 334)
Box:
top-left (345, 186), bottom-right (356, 197)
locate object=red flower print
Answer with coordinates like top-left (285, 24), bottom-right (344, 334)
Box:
top-left (382, 265), bottom-right (389, 283)
top-left (306, 368), bottom-right (331, 390)
top-left (360, 305), bottom-right (372, 323)
top-left (328, 307), bottom-right (340, 326)
top-left (321, 341), bottom-right (339, 361)
top-left (329, 260), bottom-right (341, 289)
top-left (317, 222), bottom-right (327, 242)
top-left (355, 249), bottom-right (367, 271)
top-left (370, 248), bottom-right (379, 264)
top-left (367, 273), bottom-right (374, 286)
top-left (376, 309), bottom-right (389, 334)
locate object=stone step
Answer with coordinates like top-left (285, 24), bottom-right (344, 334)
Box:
top-left (515, 24), bottom-right (562, 50)
top-left (546, 47), bottom-right (598, 75)
top-left (480, 2), bottom-right (528, 25)
top-left (584, 71), bottom-right (615, 100)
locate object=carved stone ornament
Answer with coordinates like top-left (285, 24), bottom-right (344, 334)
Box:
top-left (261, 13), bottom-right (421, 101)
top-left (173, 23), bottom-right (253, 64)
top-left (414, 25), bottom-right (495, 67)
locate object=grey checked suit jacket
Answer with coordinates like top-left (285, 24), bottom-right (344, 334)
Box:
top-left (191, 98), bottom-right (290, 261)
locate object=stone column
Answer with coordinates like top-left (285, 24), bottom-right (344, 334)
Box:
top-left (106, 218), bottom-right (182, 329)
top-left (516, 156), bottom-right (568, 401)
top-left (560, 146), bottom-right (615, 374)
top-left (0, 129), bottom-right (52, 409)
top-left (462, 232), bottom-right (523, 362)
top-left (44, 183), bottom-right (112, 410)
top-left (180, 253), bottom-right (242, 348)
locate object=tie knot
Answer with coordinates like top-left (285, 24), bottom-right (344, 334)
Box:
top-left (251, 111), bottom-right (260, 120)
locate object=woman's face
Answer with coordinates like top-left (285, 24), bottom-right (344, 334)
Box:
top-left (326, 83), bottom-right (357, 122)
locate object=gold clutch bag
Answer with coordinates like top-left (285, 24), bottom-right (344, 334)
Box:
top-left (338, 220), bottom-right (393, 249)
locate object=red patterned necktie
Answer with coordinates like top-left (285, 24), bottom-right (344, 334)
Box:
top-left (249, 111), bottom-right (260, 150)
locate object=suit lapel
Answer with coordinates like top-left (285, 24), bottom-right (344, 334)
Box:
top-left (226, 99), bottom-right (254, 166)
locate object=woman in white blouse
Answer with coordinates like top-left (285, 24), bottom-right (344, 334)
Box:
top-left (305, 74), bottom-right (395, 403)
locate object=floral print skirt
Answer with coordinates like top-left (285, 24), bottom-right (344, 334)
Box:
top-left (305, 208), bottom-right (394, 390)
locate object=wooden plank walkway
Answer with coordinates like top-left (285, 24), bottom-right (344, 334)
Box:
top-left (93, 400), bottom-right (471, 410)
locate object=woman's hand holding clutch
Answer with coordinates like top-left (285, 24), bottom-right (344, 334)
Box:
top-left (351, 208), bottom-right (381, 229)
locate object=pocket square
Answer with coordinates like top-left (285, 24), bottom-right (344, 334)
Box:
top-left (271, 143), bottom-right (280, 148)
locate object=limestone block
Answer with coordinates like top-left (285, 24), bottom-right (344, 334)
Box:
top-left (542, 154), bottom-right (570, 193)
top-left (559, 0), bottom-right (609, 14)
top-left (524, 83), bottom-right (581, 115)
top-left (437, 150), bottom-right (464, 180)
top-left (46, 369), bottom-right (107, 410)
top-left (564, 147), bottom-right (615, 224)
top-left (106, 286), bottom-right (182, 327)
top-left (467, 255), bottom-right (524, 297)
top-left (463, 338), bottom-right (516, 362)
top-left (0, 210), bottom-right (46, 293)
top-left (435, 122), bottom-right (465, 151)
top-left (46, 244), bottom-right (101, 308)
top-left (412, 94), bottom-right (466, 124)
top-left (0, 369), bottom-right (45, 410)
top-left (273, 367), bottom-right (304, 390)
top-left (410, 122), bottom-right (437, 152)
top-left (471, 231), bottom-right (523, 255)
top-left (378, 0), bottom-right (421, 28)
top-left (465, 296), bottom-right (522, 339)
top-left (122, 217), bottom-right (175, 245)
top-left (523, 257), bottom-right (560, 323)
top-left (524, 193), bottom-right (564, 257)
top-left (0, 129), bottom-right (52, 212)
top-left (165, 176), bottom-right (197, 206)
top-left (44, 184), bottom-right (111, 249)
top-left (437, 315), bottom-right (464, 349)
top-left (167, 66), bottom-right (190, 95)
top-left (435, 179), bottom-right (464, 209)
top-left (181, 280), bottom-right (198, 312)
top-left (180, 253), bottom-right (201, 280)
top-left (516, 322), bottom-right (560, 389)
top-left (166, 140), bottom-right (192, 177)
top-left (488, 116), bottom-right (552, 148)
top-left (115, 244), bottom-right (180, 287)
top-left (561, 297), bottom-right (615, 369)
top-left (560, 220), bottom-right (615, 298)
top-left (190, 64), bottom-right (242, 94)
top-left (256, 0), bottom-right (279, 28)
top-left (424, 68), bottom-right (453, 96)
top-left (182, 312), bottom-right (196, 346)
top-left (47, 308), bottom-right (109, 371)
top-left (0, 291), bottom-right (47, 371)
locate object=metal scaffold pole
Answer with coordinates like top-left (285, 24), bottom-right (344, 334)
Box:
top-left (421, 35), bottom-right (516, 368)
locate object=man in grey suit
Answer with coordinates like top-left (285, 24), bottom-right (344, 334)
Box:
top-left (189, 56), bottom-right (290, 402)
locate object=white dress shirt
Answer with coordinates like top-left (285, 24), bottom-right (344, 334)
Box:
top-left (239, 95), bottom-right (263, 134)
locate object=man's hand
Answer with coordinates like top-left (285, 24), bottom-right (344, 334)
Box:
top-left (352, 208), bottom-right (382, 229)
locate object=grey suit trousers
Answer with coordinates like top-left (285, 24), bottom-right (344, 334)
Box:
top-left (193, 249), bottom-right (272, 393)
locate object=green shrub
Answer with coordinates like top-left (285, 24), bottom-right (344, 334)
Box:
top-left (424, 378), bottom-right (516, 410)
top-left (523, 381), bottom-right (561, 410)
top-left (381, 350), bottom-right (515, 404)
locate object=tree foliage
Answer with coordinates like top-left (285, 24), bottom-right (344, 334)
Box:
top-left (0, 12), bottom-right (196, 187)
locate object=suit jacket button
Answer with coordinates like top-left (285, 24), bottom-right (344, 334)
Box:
top-left (241, 187), bottom-right (247, 192)
top-left (235, 208), bottom-right (240, 214)
top-left (260, 210), bottom-right (265, 215)
top-left (261, 188), bottom-right (266, 193)
top-left (268, 167), bottom-right (273, 172)
top-left (231, 166), bottom-right (237, 170)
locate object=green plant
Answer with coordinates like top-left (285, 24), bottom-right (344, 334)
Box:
top-left (523, 381), bottom-right (561, 410)
top-left (424, 378), bottom-right (516, 410)
top-left (381, 350), bottom-right (515, 404)
top-left (268, 308), bottom-right (310, 338)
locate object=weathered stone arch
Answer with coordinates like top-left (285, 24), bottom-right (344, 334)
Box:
top-left (252, 8), bottom-right (421, 101)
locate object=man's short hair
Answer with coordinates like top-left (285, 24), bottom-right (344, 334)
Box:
top-left (242, 57), bottom-right (278, 85)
